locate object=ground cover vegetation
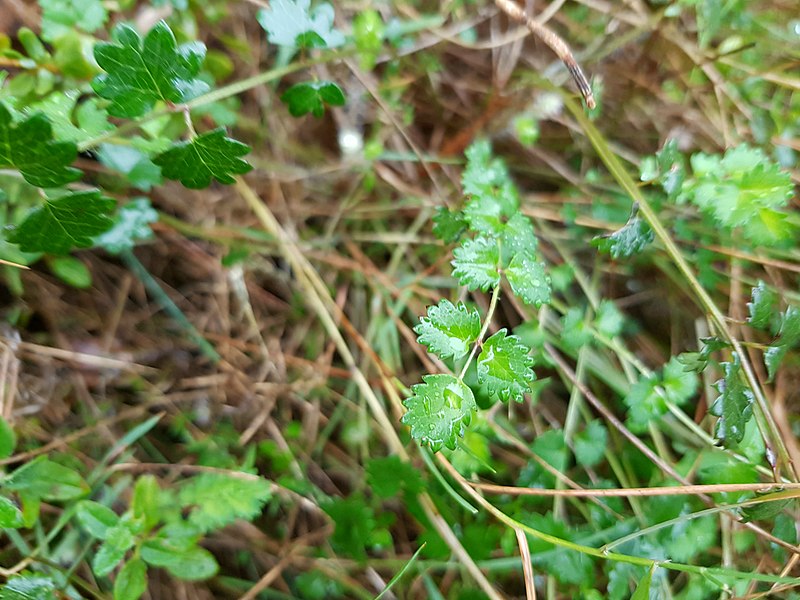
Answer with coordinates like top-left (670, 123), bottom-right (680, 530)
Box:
top-left (0, 0), bottom-right (798, 598)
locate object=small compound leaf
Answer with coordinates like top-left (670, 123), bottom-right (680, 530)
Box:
top-left (451, 236), bottom-right (500, 291)
top-left (0, 102), bottom-right (81, 187)
top-left (9, 190), bottom-right (115, 255)
top-left (153, 129), bottom-right (252, 189)
top-left (280, 80), bottom-right (345, 118)
top-left (432, 207), bottom-right (467, 243)
top-left (92, 21), bottom-right (209, 118)
top-left (505, 252), bottom-right (551, 306)
top-left (178, 472), bottom-right (272, 532)
top-left (113, 558), bottom-right (147, 600)
top-left (414, 299), bottom-right (481, 360)
top-left (401, 374), bottom-right (477, 452)
top-left (94, 198), bottom-right (158, 255)
top-left (76, 500), bottom-right (120, 539)
top-left (461, 140), bottom-right (519, 235)
top-left (257, 0), bottom-right (345, 49)
top-left (709, 356), bottom-right (754, 446)
top-left (477, 329), bottom-right (534, 403)
top-left (592, 205), bottom-right (654, 259)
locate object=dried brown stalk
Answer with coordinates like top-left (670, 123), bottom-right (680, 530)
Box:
top-left (494, 0), bottom-right (596, 109)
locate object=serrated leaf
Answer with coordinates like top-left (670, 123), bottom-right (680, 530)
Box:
top-left (764, 306), bottom-right (800, 382)
top-left (281, 81), bottom-right (345, 118)
top-left (499, 212), bottom-right (538, 263)
top-left (141, 540), bottom-right (218, 581)
top-left (432, 207), bottom-right (466, 243)
top-left (747, 280), bottom-right (777, 330)
top-left (0, 496), bottom-right (24, 528)
top-left (257, 0), bottom-right (345, 49)
top-left (0, 575), bottom-right (57, 600)
top-left (76, 500), bottom-right (120, 539)
top-left (401, 374), bottom-right (477, 452)
top-left (574, 420), bottom-right (607, 468)
top-left (0, 102), bottom-right (81, 187)
top-left (5, 456), bottom-right (89, 501)
top-left (709, 356), bottom-right (754, 446)
top-left (414, 299), bottom-right (480, 360)
top-left (28, 92), bottom-right (112, 144)
top-left (451, 236), bottom-right (500, 291)
top-left (97, 143), bottom-right (162, 191)
top-left (177, 472), bottom-right (271, 532)
top-left (592, 205), bottom-right (654, 259)
top-left (94, 198), bottom-right (158, 254)
top-left (93, 524), bottom-right (135, 577)
top-left (92, 21), bottom-right (209, 118)
top-left (365, 456), bottom-right (423, 498)
top-left (40, 0), bottom-right (107, 41)
top-left (461, 140), bottom-right (519, 235)
top-left (477, 329), bottom-right (534, 403)
top-left (153, 129), bottom-right (252, 189)
top-left (505, 252), bottom-right (551, 306)
top-left (114, 558), bottom-right (147, 600)
top-left (9, 190), bottom-right (115, 255)
top-left (323, 494), bottom-right (376, 561)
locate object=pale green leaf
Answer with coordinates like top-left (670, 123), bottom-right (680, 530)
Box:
top-left (477, 329), bottom-right (534, 403)
top-left (414, 299), bottom-right (481, 360)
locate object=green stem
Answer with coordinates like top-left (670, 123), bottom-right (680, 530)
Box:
top-left (459, 282), bottom-right (502, 380)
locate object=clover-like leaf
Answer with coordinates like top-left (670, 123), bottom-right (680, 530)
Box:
top-left (414, 299), bottom-right (481, 360)
top-left (153, 129), bottom-right (252, 189)
top-left (452, 236), bottom-right (500, 291)
top-left (592, 204), bottom-right (654, 259)
top-left (477, 329), bottom-right (535, 403)
top-left (709, 356), bottom-right (754, 446)
top-left (92, 21), bottom-right (209, 118)
top-left (401, 374), bottom-right (477, 452)
top-left (9, 191), bottom-right (115, 255)
top-left (505, 252), bottom-right (551, 306)
top-left (257, 0), bottom-right (345, 49)
top-left (0, 102), bottom-right (81, 187)
top-left (281, 81), bottom-right (345, 118)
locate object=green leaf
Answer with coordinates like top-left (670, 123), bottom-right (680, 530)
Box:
top-left (624, 375), bottom-right (663, 432)
top-left (132, 475), bottom-right (161, 530)
top-left (747, 280), bottom-right (777, 330)
top-left (5, 456), bottom-right (89, 501)
top-left (94, 198), bottom-right (158, 254)
top-left (365, 456), bottom-right (423, 498)
top-left (96, 144), bottom-right (162, 191)
top-left (595, 299), bottom-right (624, 338)
top-left (630, 566), bottom-right (654, 600)
top-left (28, 92), bottom-right (112, 144)
top-left (323, 494), bottom-right (377, 561)
top-left (92, 21), bottom-right (209, 118)
top-left (740, 494), bottom-right (793, 523)
top-left (93, 524), bottom-right (135, 577)
top-left (9, 190), bottom-right (115, 255)
top-left (256, 0), bottom-right (345, 49)
top-left (141, 540), bottom-right (219, 581)
top-left (561, 307), bottom-right (591, 351)
top-left (353, 10), bottom-right (384, 70)
top-left (76, 500), bottom-right (120, 539)
top-left (477, 329), bottom-right (534, 403)
top-left (526, 512), bottom-right (594, 586)
top-left (40, 0), bottom-right (108, 41)
top-left (414, 299), bottom-right (481, 360)
top-left (0, 496), bottom-right (24, 528)
top-left (499, 213), bottom-right (538, 262)
top-left (461, 140), bottom-right (519, 235)
top-left (153, 129), bottom-right (252, 189)
top-left (505, 252), bottom-right (550, 306)
top-left (592, 205), bottom-right (654, 259)
top-left (48, 255), bottom-right (91, 288)
top-left (114, 558), bottom-right (147, 600)
top-left (0, 575), bottom-right (57, 600)
top-left (280, 81), bottom-right (345, 118)
top-left (178, 472), bottom-right (271, 532)
top-left (401, 374), bottom-right (477, 452)
top-left (661, 356), bottom-right (698, 405)
top-left (451, 236), bottom-right (500, 291)
top-left (0, 415), bottom-right (16, 459)
top-left (574, 420), bottom-right (607, 468)
top-left (432, 207), bottom-right (466, 243)
top-left (0, 102), bottom-right (81, 187)
top-left (709, 356), bottom-right (754, 446)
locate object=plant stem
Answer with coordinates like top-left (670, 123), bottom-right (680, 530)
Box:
top-left (459, 282), bottom-right (502, 381)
